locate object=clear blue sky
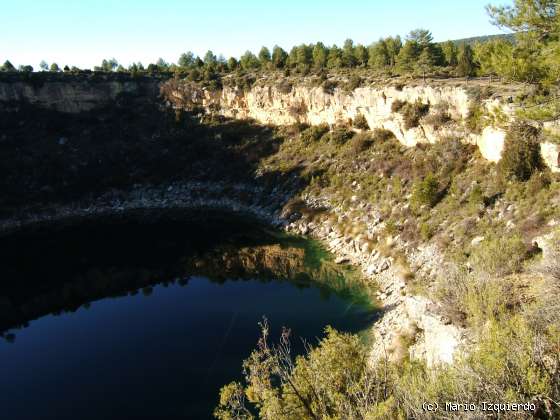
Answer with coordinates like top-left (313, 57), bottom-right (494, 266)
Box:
top-left (2, 0), bottom-right (511, 69)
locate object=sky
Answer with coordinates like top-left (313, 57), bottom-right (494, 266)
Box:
top-left (1, 0), bottom-right (511, 70)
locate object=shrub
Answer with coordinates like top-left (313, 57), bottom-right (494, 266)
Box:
top-left (352, 114), bottom-right (370, 130)
top-left (498, 123), bottom-right (544, 182)
top-left (465, 103), bottom-right (485, 134)
top-left (344, 75), bottom-right (362, 93)
top-left (391, 99), bottom-right (407, 113)
top-left (288, 100), bottom-right (308, 119)
top-left (410, 173), bottom-right (439, 210)
top-left (300, 124), bottom-right (330, 144)
top-left (422, 109), bottom-right (451, 130)
top-left (526, 171), bottom-right (551, 195)
top-left (467, 184), bottom-right (485, 208)
top-left (419, 222), bottom-right (434, 241)
top-left (326, 126), bottom-right (354, 145)
top-left (215, 321), bottom-right (392, 420)
top-left (371, 128), bottom-right (395, 142)
top-left (322, 79), bottom-right (338, 95)
top-left (400, 100), bottom-right (430, 130)
top-left (470, 233), bottom-right (527, 276)
top-left (350, 132), bottom-right (373, 154)
top-left (276, 79), bottom-right (293, 94)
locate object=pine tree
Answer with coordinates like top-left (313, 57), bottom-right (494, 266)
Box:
top-left (258, 47), bottom-right (271, 67)
top-left (312, 42), bottom-right (328, 70)
top-left (1, 60), bottom-right (16, 72)
top-left (327, 45), bottom-right (342, 69)
top-left (416, 49), bottom-right (434, 81)
top-left (396, 41), bottom-right (419, 74)
top-left (178, 52), bottom-right (195, 68)
top-left (368, 39), bottom-right (389, 69)
top-left (342, 39), bottom-right (357, 67)
top-left (271, 45), bottom-right (288, 69)
top-left (457, 43), bottom-right (475, 78)
top-left (441, 40), bottom-right (458, 66)
top-left (354, 44), bottom-right (368, 67)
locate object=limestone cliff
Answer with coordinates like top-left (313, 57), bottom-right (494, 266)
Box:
top-left (167, 79), bottom-right (560, 172)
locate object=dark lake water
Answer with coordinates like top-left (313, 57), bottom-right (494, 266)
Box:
top-left (0, 212), bottom-right (377, 420)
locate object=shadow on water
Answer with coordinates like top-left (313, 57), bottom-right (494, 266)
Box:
top-left (0, 210), bottom-right (379, 338)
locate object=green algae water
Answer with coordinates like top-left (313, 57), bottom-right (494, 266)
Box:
top-left (0, 213), bottom-right (378, 419)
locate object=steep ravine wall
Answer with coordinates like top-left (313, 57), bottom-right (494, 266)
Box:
top-left (0, 74), bottom-right (161, 113)
top-left (169, 81), bottom-right (560, 172)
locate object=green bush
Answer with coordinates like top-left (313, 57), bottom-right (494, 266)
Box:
top-left (299, 124), bottom-right (330, 144)
top-left (326, 126), bottom-right (354, 145)
top-left (465, 102), bottom-right (485, 134)
top-left (350, 132), bottom-right (373, 153)
top-left (422, 109), bottom-right (451, 129)
top-left (400, 100), bottom-right (430, 130)
top-left (410, 173), bottom-right (439, 210)
top-left (470, 232), bottom-right (527, 276)
top-left (371, 128), bottom-right (395, 142)
top-left (215, 322), bottom-right (392, 420)
top-left (322, 79), bottom-right (338, 95)
top-left (419, 222), bottom-right (434, 241)
top-left (498, 123), bottom-right (544, 182)
top-left (344, 75), bottom-right (362, 92)
top-left (276, 79), bottom-right (293, 94)
top-left (352, 113), bottom-right (370, 130)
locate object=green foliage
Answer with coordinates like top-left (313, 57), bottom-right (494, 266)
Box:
top-left (371, 128), bottom-right (395, 142)
top-left (258, 46), bottom-right (271, 67)
top-left (441, 40), bottom-right (458, 66)
top-left (326, 45), bottom-right (342, 69)
top-left (240, 51), bottom-right (260, 70)
top-left (311, 42), bottom-right (327, 70)
top-left (325, 127), bottom-right (354, 145)
top-left (1, 60), bottom-right (15, 72)
top-left (321, 79), bottom-right (338, 95)
top-left (415, 49), bottom-right (434, 79)
top-left (299, 124), bottom-right (330, 144)
top-left (470, 232), bottom-right (527, 276)
top-left (465, 102), bottom-right (486, 134)
top-left (271, 45), bottom-right (288, 69)
top-left (498, 123), bottom-right (545, 181)
top-left (396, 40), bottom-right (420, 74)
top-left (411, 173), bottom-right (439, 210)
top-left (216, 321), bottom-right (391, 420)
top-left (419, 222), bottom-right (434, 240)
top-left (350, 132), bottom-right (373, 154)
top-left (343, 75), bottom-right (362, 93)
top-left (352, 113), bottom-right (369, 130)
top-left (399, 100), bottom-right (430, 129)
top-left (456, 43), bottom-right (475, 77)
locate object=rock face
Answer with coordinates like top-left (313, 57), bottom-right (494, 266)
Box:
top-left (0, 73), bottom-right (161, 113)
top-left (169, 81), bottom-right (520, 166)
top-left (541, 142), bottom-right (560, 173)
top-left (476, 126), bottom-right (506, 162)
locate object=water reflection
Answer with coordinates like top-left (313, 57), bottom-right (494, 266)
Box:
top-left (0, 212), bottom-right (376, 340)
